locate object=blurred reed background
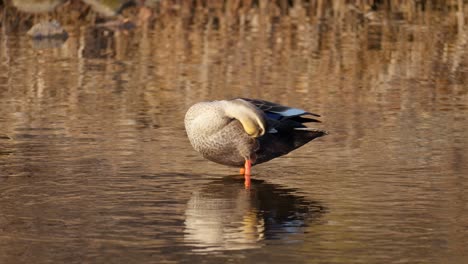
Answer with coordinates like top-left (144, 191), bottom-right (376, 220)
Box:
top-left (0, 0), bottom-right (466, 150)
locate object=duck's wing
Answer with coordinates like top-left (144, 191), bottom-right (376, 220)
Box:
top-left (236, 98), bottom-right (327, 165)
top-left (240, 98), bottom-right (321, 123)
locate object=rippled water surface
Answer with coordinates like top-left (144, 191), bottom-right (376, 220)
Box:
top-left (1, 2), bottom-right (468, 263)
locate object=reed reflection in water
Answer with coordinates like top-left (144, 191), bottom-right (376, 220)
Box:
top-left (0, 1), bottom-right (468, 263)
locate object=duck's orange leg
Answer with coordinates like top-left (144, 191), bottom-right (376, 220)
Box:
top-left (244, 159), bottom-right (252, 188)
top-left (239, 167), bottom-right (245, 175)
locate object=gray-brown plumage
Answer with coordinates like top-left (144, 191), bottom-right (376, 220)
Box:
top-left (184, 98), bottom-right (328, 169)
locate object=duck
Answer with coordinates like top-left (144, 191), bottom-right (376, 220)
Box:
top-left (184, 98), bottom-right (328, 187)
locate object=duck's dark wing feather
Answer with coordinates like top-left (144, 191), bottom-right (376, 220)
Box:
top-left (237, 98), bottom-right (327, 165)
top-left (254, 120), bottom-right (327, 165)
top-left (240, 98), bottom-right (321, 123)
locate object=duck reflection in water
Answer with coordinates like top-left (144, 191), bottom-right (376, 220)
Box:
top-left (184, 177), bottom-right (325, 252)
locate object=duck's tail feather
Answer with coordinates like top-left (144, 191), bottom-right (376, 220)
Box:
top-left (255, 128), bottom-right (328, 165)
top-left (293, 128), bottom-right (329, 140)
top-left (290, 116), bottom-right (322, 123)
top-left (293, 127), bottom-right (328, 133)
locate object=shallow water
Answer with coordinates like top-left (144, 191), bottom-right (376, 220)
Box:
top-left (1, 2), bottom-right (468, 263)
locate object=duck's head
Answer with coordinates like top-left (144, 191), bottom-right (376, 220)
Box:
top-left (223, 99), bottom-right (266, 138)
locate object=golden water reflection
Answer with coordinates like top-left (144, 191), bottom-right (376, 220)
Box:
top-left (0, 1), bottom-right (468, 263)
top-left (184, 177), bottom-right (324, 252)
